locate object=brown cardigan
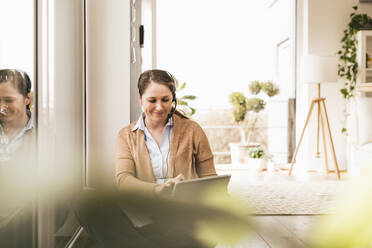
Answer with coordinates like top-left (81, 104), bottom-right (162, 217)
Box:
top-left (115, 114), bottom-right (217, 195)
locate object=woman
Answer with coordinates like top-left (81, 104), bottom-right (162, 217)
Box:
top-left (0, 69), bottom-right (35, 247)
top-left (116, 69), bottom-right (217, 196)
top-left (76, 70), bottom-right (217, 248)
top-left (0, 69), bottom-right (33, 161)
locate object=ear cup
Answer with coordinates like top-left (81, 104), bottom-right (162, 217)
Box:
top-left (168, 91), bottom-right (177, 119)
top-left (172, 91), bottom-right (177, 107)
top-left (173, 93), bottom-right (177, 111)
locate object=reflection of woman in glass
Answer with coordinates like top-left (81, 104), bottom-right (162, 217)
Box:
top-left (0, 69), bottom-right (34, 247)
top-left (0, 69), bottom-right (33, 161)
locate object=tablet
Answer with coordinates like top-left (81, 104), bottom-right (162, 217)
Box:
top-left (171, 174), bottom-right (231, 201)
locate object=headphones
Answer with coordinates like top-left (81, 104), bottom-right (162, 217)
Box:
top-left (138, 69), bottom-right (177, 180)
top-left (162, 71), bottom-right (177, 179)
top-left (165, 71), bottom-right (177, 120)
top-left (167, 90), bottom-right (177, 120)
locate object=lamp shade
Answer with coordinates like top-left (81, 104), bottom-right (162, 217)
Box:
top-left (301, 55), bottom-right (338, 84)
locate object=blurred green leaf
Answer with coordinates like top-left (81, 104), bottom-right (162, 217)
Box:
top-left (311, 174), bottom-right (372, 247)
top-left (177, 99), bottom-right (189, 106)
top-left (195, 186), bottom-right (252, 246)
top-left (180, 95), bottom-right (196, 100)
top-left (177, 82), bottom-right (186, 91)
top-left (190, 107), bottom-right (196, 115)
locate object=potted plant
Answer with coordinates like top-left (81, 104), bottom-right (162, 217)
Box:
top-left (228, 80), bottom-right (279, 165)
top-left (337, 5), bottom-right (372, 135)
top-left (246, 146), bottom-right (266, 171)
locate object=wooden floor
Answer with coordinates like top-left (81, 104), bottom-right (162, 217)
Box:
top-left (216, 215), bottom-right (325, 248)
top-left (73, 169), bottom-right (346, 248)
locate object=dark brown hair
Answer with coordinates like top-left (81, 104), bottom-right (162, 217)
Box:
top-left (0, 69), bottom-right (32, 111)
top-left (138, 69), bottom-right (187, 119)
top-left (138, 69), bottom-right (176, 99)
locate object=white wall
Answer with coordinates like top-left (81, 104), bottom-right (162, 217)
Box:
top-left (86, 0), bottom-right (131, 188)
top-left (297, 0), bottom-right (372, 171)
top-left (0, 0), bottom-right (35, 81)
top-left (266, 0), bottom-right (295, 164)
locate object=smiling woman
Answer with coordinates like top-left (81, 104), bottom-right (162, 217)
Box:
top-left (119, 69), bottom-right (217, 193)
top-left (0, 69), bottom-right (33, 161)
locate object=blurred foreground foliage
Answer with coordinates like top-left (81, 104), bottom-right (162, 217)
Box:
top-left (1, 162), bottom-right (253, 246)
top-left (78, 185), bottom-right (253, 246)
top-left (311, 167), bottom-right (372, 248)
top-left (194, 186), bottom-right (252, 246)
top-left (10, 159), bottom-right (372, 247)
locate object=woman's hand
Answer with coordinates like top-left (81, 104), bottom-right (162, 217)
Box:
top-left (154, 174), bottom-right (185, 196)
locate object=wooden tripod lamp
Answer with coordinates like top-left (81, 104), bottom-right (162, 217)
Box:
top-left (289, 55), bottom-right (341, 180)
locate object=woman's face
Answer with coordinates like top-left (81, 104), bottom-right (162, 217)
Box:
top-left (0, 82), bottom-right (30, 126)
top-left (140, 81), bottom-right (173, 125)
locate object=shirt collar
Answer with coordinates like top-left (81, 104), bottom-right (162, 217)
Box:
top-left (131, 112), bottom-right (173, 132)
top-left (0, 113), bottom-right (34, 146)
top-left (12, 113), bottom-right (34, 142)
top-left (25, 112), bottom-right (34, 131)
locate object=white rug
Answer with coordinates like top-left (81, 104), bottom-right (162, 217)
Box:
top-left (228, 180), bottom-right (346, 215)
